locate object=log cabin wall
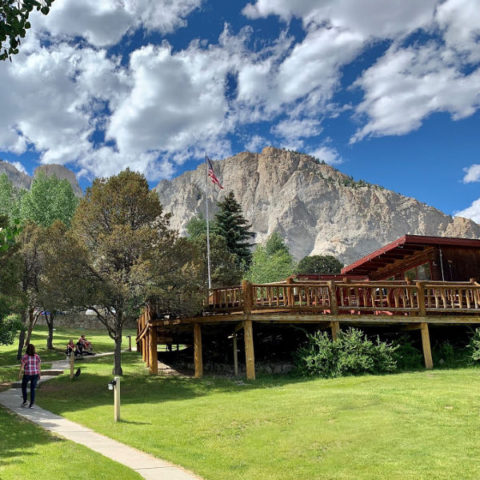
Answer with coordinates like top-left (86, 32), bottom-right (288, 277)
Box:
top-left (438, 246), bottom-right (480, 281)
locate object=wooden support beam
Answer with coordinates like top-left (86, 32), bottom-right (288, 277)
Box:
top-left (233, 333), bottom-right (239, 376)
top-left (194, 323), bottom-right (203, 378)
top-left (416, 281), bottom-right (426, 316)
top-left (330, 321), bottom-right (340, 340)
top-left (420, 322), bottom-right (433, 369)
top-left (149, 327), bottom-right (158, 375)
top-left (243, 319), bottom-right (255, 380)
top-left (328, 281), bottom-right (339, 315)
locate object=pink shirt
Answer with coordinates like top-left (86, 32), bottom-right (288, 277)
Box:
top-left (22, 353), bottom-right (41, 375)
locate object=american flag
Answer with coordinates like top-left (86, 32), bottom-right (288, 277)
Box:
top-left (207, 157), bottom-right (223, 189)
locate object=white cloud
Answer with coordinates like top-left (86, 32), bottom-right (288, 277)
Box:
top-left (244, 135), bottom-right (269, 153)
top-left (456, 199), bottom-right (480, 223)
top-left (272, 118), bottom-right (322, 141)
top-left (5, 160), bottom-right (28, 175)
top-left (243, 0), bottom-right (437, 38)
top-left (33, 0), bottom-right (203, 47)
top-left (436, 0), bottom-right (480, 63)
top-left (351, 43), bottom-right (480, 141)
top-left (463, 164), bottom-right (480, 183)
top-left (308, 146), bottom-right (342, 165)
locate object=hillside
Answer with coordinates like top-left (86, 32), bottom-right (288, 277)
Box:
top-left (155, 147), bottom-right (480, 264)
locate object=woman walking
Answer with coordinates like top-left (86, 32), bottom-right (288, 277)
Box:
top-left (19, 344), bottom-right (41, 408)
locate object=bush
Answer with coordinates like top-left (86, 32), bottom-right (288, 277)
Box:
top-left (469, 328), bottom-right (480, 363)
top-left (295, 328), bottom-right (398, 378)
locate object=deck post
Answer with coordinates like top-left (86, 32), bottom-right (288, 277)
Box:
top-left (145, 330), bottom-right (150, 368)
top-left (194, 323), bottom-right (203, 378)
top-left (149, 326), bottom-right (158, 375)
top-left (286, 277), bottom-right (294, 306)
top-left (242, 279), bottom-right (253, 312)
top-left (328, 281), bottom-right (339, 315)
top-left (243, 319), bottom-right (256, 380)
top-left (233, 333), bottom-right (239, 376)
top-left (330, 321), bottom-right (340, 340)
top-left (416, 281), bottom-right (426, 317)
top-left (420, 322), bottom-right (433, 369)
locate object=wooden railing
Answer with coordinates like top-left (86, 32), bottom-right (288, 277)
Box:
top-left (205, 280), bottom-right (480, 317)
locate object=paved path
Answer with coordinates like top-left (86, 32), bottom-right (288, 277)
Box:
top-left (0, 355), bottom-right (202, 480)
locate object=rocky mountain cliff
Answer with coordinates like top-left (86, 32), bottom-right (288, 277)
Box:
top-left (155, 147), bottom-right (480, 264)
top-left (0, 160), bottom-right (82, 196)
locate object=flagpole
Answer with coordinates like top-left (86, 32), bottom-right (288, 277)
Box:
top-left (205, 155), bottom-right (212, 290)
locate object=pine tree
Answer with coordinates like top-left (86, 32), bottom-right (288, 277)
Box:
top-left (214, 191), bottom-right (255, 268)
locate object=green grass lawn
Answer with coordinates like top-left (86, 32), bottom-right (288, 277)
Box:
top-left (35, 353), bottom-right (480, 480)
top-left (0, 327), bottom-right (136, 385)
top-left (0, 406), bottom-right (142, 480)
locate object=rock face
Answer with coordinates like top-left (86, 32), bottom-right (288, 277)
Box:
top-left (155, 147), bottom-right (480, 264)
top-left (0, 160), bottom-right (82, 196)
top-left (0, 160), bottom-right (31, 190)
top-left (34, 164), bottom-right (83, 197)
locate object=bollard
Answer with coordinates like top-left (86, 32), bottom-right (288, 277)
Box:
top-left (126, 335), bottom-right (132, 352)
top-left (108, 377), bottom-right (121, 422)
top-left (69, 352), bottom-right (75, 380)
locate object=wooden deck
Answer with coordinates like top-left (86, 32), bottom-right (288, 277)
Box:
top-left (137, 279), bottom-right (480, 379)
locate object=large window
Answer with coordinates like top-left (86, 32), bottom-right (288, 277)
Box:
top-left (404, 262), bottom-right (431, 281)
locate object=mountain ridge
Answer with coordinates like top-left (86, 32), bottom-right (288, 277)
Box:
top-left (0, 160), bottom-right (82, 196)
top-left (154, 147), bottom-right (480, 264)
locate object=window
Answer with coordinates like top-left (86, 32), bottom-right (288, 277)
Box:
top-left (404, 263), bottom-right (431, 281)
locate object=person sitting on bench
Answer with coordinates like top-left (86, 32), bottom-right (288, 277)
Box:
top-left (66, 339), bottom-right (80, 356)
top-left (77, 335), bottom-right (94, 355)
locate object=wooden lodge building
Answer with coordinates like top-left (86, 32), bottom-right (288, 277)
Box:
top-left (137, 235), bottom-right (480, 379)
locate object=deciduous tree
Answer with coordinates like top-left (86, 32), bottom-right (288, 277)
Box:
top-left (246, 233), bottom-right (295, 284)
top-left (20, 171), bottom-right (78, 227)
top-left (44, 170), bottom-right (203, 375)
top-left (0, 0), bottom-right (54, 61)
top-left (296, 255), bottom-right (344, 275)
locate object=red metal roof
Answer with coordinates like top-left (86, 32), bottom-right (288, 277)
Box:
top-left (342, 234), bottom-right (480, 275)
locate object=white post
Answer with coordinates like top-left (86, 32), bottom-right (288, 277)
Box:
top-left (114, 376), bottom-right (121, 422)
top-left (205, 156), bottom-right (212, 290)
top-left (69, 352), bottom-right (74, 380)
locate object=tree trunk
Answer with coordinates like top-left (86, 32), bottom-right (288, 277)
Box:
top-left (25, 307), bottom-right (38, 346)
top-left (16, 328), bottom-right (25, 360)
top-left (46, 313), bottom-right (55, 350)
top-left (113, 315), bottom-right (123, 375)
top-left (16, 309), bottom-right (28, 360)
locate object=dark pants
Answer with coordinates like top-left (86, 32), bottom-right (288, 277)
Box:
top-left (21, 374), bottom-right (39, 405)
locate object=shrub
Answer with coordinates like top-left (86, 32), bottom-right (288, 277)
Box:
top-left (295, 328), bottom-right (398, 378)
top-left (469, 328), bottom-right (480, 363)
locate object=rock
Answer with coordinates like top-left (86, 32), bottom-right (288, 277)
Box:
top-left (155, 147), bottom-right (480, 264)
top-left (34, 164), bottom-right (82, 197)
top-left (0, 160), bottom-right (82, 196)
top-left (0, 160), bottom-right (31, 189)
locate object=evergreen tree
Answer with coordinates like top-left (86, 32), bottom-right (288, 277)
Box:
top-left (214, 191), bottom-right (255, 268)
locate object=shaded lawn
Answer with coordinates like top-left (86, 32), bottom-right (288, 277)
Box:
top-left (37, 353), bottom-right (480, 480)
top-left (0, 406), bottom-right (141, 480)
top-left (0, 327), bottom-right (137, 386)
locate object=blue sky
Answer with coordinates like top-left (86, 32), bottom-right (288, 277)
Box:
top-left (1, 0), bottom-right (479, 220)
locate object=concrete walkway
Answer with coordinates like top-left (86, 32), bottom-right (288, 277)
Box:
top-left (0, 355), bottom-right (202, 480)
